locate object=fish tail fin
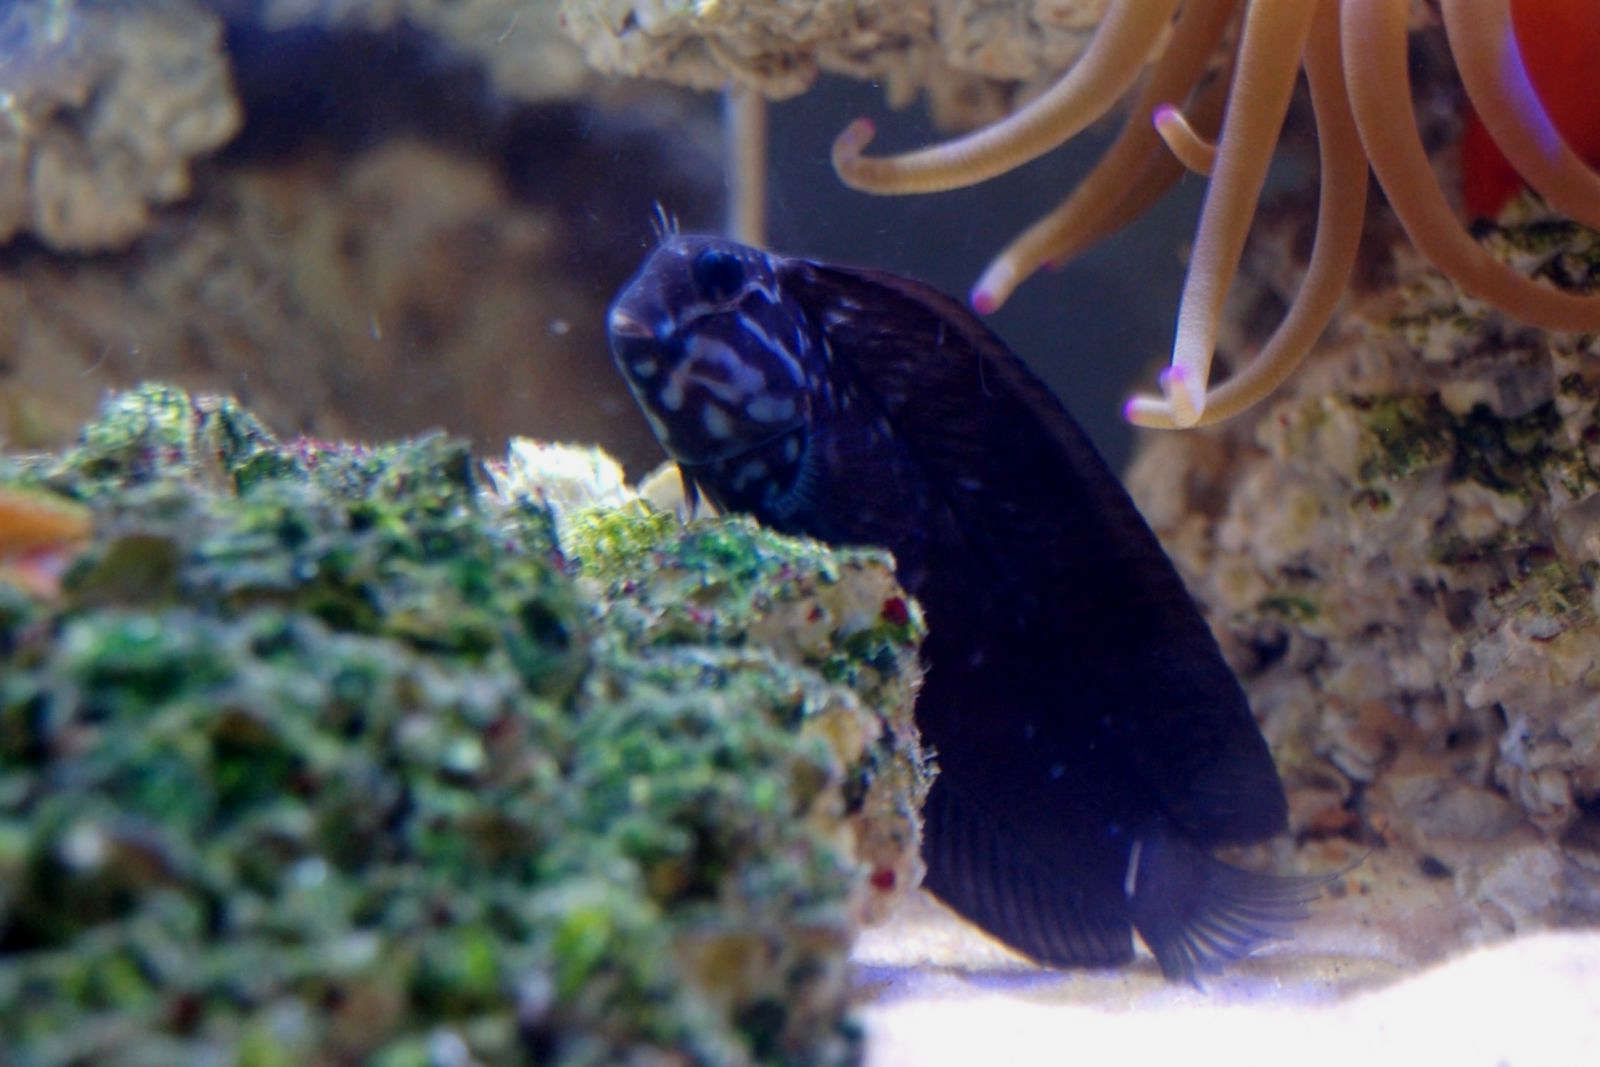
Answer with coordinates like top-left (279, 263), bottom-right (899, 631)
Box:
top-left (1126, 831), bottom-right (1326, 986)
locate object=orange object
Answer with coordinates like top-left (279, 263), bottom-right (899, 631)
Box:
top-left (0, 486), bottom-right (91, 598)
top-left (0, 487), bottom-right (89, 553)
top-left (1461, 0), bottom-right (1600, 219)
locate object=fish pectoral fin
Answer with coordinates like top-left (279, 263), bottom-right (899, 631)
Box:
top-left (1126, 830), bottom-right (1326, 986)
top-left (920, 783), bottom-right (1134, 969)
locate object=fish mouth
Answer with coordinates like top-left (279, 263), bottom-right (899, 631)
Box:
top-left (607, 296), bottom-right (737, 345)
top-left (606, 306), bottom-right (654, 340)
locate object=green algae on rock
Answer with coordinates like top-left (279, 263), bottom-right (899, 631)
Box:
top-left (488, 439), bottom-right (932, 927)
top-left (0, 385), bottom-right (929, 1066)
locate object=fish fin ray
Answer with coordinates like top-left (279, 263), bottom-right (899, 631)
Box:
top-left (1128, 831), bottom-right (1327, 985)
top-left (921, 782), bottom-right (1133, 968)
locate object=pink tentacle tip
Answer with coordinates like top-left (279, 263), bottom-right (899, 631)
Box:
top-left (1121, 396), bottom-right (1143, 421)
top-left (835, 117), bottom-right (876, 153)
top-left (970, 287), bottom-right (999, 316)
top-left (1151, 103), bottom-right (1179, 128)
top-left (1159, 365), bottom-right (1203, 424)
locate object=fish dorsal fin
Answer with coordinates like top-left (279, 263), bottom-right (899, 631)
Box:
top-left (779, 258), bottom-right (1287, 846)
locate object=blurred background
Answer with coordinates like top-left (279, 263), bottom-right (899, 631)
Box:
top-left (0, 0), bottom-right (1206, 474)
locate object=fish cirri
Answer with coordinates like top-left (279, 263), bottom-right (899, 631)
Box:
top-left (607, 234), bottom-right (1317, 982)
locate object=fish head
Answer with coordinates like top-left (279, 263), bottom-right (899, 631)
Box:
top-left (607, 235), bottom-right (818, 467)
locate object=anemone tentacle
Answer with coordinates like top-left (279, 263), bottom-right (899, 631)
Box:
top-left (833, 0), bottom-right (1600, 428)
top-left (1153, 105), bottom-right (1218, 175)
top-left (971, 0), bottom-right (1240, 314)
top-left (1129, 0), bottom-right (1365, 428)
top-left (1345, 0), bottom-right (1600, 333)
top-left (1441, 0), bottom-right (1600, 233)
top-left (1165, 0), bottom-right (1316, 425)
top-left (832, 0), bottom-right (1182, 195)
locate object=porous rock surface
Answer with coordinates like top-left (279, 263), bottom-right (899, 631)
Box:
top-left (225, 0), bottom-right (596, 103)
top-left (0, 0), bottom-right (240, 252)
top-left (1126, 199), bottom-right (1600, 946)
top-left (560, 0), bottom-right (1110, 129)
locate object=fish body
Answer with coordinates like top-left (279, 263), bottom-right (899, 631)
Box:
top-left (607, 235), bottom-right (1311, 980)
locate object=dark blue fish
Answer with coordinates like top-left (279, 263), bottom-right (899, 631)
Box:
top-left (606, 234), bottom-right (1316, 981)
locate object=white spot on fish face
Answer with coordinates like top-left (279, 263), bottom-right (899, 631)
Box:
top-left (734, 308), bottom-right (806, 386)
top-left (702, 403), bottom-right (734, 440)
top-left (1048, 763), bottom-right (1065, 780)
top-left (660, 382), bottom-right (685, 413)
top-left (732, 458), bottom-right (768, 490)
top-left (661, 334), bottom-right (768, 413)
top-left (744, 394), bottom-right (796, 424)
top-left (632, 357), bottom-right (658, 380)
top-left (782, 435), bottom-right (801, 462)
top-left (956, 475), bottom-right (983, 492)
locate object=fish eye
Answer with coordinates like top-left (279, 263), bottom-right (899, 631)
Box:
top-left (691, 248), bottom-right (746, 302)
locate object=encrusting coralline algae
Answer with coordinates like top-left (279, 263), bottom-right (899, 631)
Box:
top-left (0, 385), bottom-right (929, 1065)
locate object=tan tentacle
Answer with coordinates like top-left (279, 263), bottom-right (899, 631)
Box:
top-left (831, 0), bottom-right (1182, 195)
top-left (970, 0), bottom-right (1241, 313)
top-left (1162, 0), bottom-right (1317, 425)
top-left (1128, 0), bottom-right (1366, 428)
top-left (1153, 104), bottom-right (1218, 175)
top-left (1344, 0), bottom-right (1600, 332)
top-left (1440, 0), bottom-right (1600, 232)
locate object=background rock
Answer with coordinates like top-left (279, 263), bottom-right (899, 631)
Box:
top-left (0, 0), bottom-right (240, 252)
top-left (0, 1), bottom-right (721, 472)
top-left (1126, 200), bottom-right (1600, 943)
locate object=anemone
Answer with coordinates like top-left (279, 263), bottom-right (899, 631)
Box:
top-left (831, 0), bottom-right (1600, 429)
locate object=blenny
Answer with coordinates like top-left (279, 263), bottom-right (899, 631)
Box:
top-left (606, 234), bottom-right (1316, 981)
